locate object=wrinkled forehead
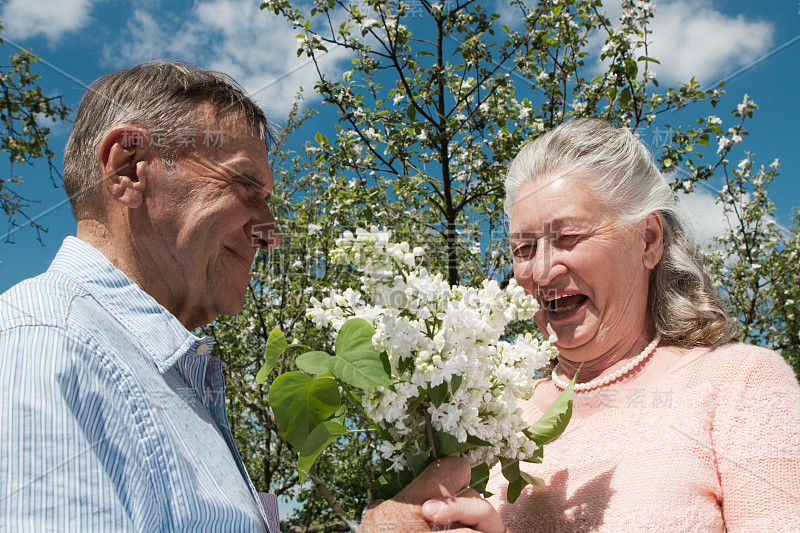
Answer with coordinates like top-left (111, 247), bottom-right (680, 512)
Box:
top-left (509, 172), bottom-right (614, 232)
top-left (185, 104), bottom-right (268, 144)
top-left (162, 111), bottom-right (269, 170)
top-left (513, 170), bottom-right (599, 205)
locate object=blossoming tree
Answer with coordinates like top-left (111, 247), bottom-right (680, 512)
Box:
top-left (203, 1), bottom-right (800, 530)
top-left (0, 22), bottom-right (69, 241)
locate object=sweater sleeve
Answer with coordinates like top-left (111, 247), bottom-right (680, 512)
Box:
top-left (710, 346), bottom-right (800, 531)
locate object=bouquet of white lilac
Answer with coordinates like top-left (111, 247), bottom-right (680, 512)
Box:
top-left (258, 228), bottom-right (575, 502)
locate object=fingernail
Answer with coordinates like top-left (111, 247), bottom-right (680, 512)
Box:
top-left (423, 500), bottom-right (444, 518)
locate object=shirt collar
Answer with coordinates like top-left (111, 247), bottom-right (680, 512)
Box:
top-left (50, 236), bottom-right (213, 373)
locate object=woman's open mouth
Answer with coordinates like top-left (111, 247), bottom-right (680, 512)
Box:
top-left (543, 294), bottom-right (588, 315)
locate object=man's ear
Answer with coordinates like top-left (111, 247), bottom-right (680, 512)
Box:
top-left (97, 125), bottom-right (151, 209)
top-left (642, 211), bottom-right (664, 270)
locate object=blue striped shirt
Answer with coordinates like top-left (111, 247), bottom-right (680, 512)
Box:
top-left (1, 237), bottom-right (275, 531)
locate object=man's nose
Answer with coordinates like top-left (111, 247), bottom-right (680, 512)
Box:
top-left (251, 207), bottom-right (282, 250)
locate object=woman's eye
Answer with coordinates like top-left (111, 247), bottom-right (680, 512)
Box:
top-left (558, 234), bottom-right (581, 246)
top-left (512, 244), bottom-right (536, 260)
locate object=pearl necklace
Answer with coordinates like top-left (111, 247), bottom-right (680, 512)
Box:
top-left (551, 335), bottom-right (661, 392)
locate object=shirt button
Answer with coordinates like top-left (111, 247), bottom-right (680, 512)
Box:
top-left (196, 343), bottom-right (210, 355)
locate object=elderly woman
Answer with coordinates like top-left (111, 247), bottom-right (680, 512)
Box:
top-left (363, 118), bottom-right (800, 532)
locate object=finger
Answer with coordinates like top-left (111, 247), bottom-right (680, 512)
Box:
top-left (422, 497), bottom-right (505, 533)
top-left (395, 457), bottom-right (472, 504)
top-left (453, 487), bottom-right (481, 499)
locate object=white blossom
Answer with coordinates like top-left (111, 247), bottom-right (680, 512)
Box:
top-left (307, 229), bottom-right (558, 473)
top-left (717, 136), bottom-right (733, 155)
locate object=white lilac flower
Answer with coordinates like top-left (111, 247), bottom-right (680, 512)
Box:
top-left (306, 229), bottom-right (556, 473)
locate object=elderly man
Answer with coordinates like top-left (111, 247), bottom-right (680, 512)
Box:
top-left (0, 62), bottom-right (281, 531)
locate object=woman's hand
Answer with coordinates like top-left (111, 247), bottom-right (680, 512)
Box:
top-left (422, 488), bottom-right (507, 533)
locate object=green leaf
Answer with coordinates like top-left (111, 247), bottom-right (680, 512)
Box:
top-left (398, 355), bottom-right (414, 375)
top-left (619, 88), bottom-right (632, 107)
top-left (522, 444), bottom-right (544, 464)
top-left (500, 458), bottom-right (543, 503)
top-left (470, 463), bottom-right (491, 494)
top-left (432, 432), bottom-right (491, 456)
top-left (256, 328), bottom-right (288, 384)
top-left (500, 458), bottom-right (526, 503)
top-left (296, 350), bottom-right (333, 374)
top-left (330, 318), bottom-right (392, 388)
top-left (405, 448), bottom-right (430, 477)
top-left (373, 468), bottom-right (414, 500)
top-left (429, 381), bottom-right (448, 407)
top-left (506, 475), bottom-right (525, 503)
top-left (432, 432), bottom-right (469, 456)
top-left (500, 457), bottom-right (520, 478)
top-left (380, 351), bottom-right (392, 377)
top-left (519, 471), bottom-right (545, 488)
top-left (523, 371), bottom-right (576, 446)
top-left (407, 105), bottom-right (416, 121)
top-left (466, 435), bottom-right (491, 447)
top-left (268, 372), bottom-right (340, 450)
top-left (450, 374), bottom-right (463, 393)
top-left (297, 421), bottom-right (351, 483)
top-left (637, 56), bottom-right (661, 64)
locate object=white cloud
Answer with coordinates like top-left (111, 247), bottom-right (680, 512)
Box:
top-left (593, 0), bottom-right (774, 86)
top-left (646, 0), bottom-right (773, 85)
top-left (675, 186), bottom-right (728, 248)
top-left (0, 0), bottom-right (96, 42)
top-left (493, 0), bottom-right (774, 87)
top-left (104, 0), bottom-right (352, 119)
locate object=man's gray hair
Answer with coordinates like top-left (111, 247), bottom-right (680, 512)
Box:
top-left (63, 60), bottom-right (274, 220)
top-left (505, 118), bottom-right (732, 347)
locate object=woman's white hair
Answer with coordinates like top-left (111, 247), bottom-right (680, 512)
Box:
top-left (505, 118), bottom-right (732, 347)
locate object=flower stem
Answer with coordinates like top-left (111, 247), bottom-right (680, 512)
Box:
top-left (423, 407), bottom-right (438, 460)
top-left (340, 379), bottom-right (393, 442)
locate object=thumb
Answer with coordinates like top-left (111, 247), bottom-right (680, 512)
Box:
top-left (422, 494), bottom-right (506, 533)
top-left (395, 457), bottom-right (472, 504)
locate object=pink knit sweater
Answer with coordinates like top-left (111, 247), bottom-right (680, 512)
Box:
top-left (486, 344), bottom-right (800, 532)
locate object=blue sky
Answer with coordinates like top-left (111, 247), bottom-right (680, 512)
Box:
top-left (1, 0), bottom-right (798, 292)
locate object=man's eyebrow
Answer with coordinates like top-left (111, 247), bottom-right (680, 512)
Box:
top-left (227, 164), bottom-right (263, 187)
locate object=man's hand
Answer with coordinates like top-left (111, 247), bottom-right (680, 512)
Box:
top-left (358, 457), bottom-right (507, 533)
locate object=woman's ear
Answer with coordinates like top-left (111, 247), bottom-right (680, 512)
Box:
top-left (97, 125), bottom-right (150, 209)
top-left (643, 211), bottom-right (664, 270)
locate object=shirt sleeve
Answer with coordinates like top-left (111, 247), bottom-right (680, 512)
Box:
top-left (0, 323), bottom-right (156, 531)
top-left (711, 347), bottom-right (800, 530)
